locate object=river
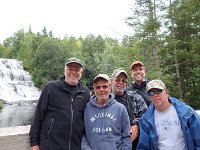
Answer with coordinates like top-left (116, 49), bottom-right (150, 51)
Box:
top-left (0, 100), bottom-right (37, 128)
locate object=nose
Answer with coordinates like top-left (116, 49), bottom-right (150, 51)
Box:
top-left (70, 69), bottom-right (77, 74)
top-left (99, 87), bottom-right (104, 91)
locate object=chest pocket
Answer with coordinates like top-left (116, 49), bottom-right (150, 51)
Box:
top-left (73, 94), bottom-right (88, 111)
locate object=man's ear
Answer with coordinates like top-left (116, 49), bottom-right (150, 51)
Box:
top-left (80, 67), bottom-right (83, 73)
top-left (165, 89), bottom-right (169, 97)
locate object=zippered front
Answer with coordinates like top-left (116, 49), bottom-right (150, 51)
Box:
top-left (30, 79), bottom-right (90, 150)
top-left (68, 97), bottom-right (74, 150)
top-left (68, 90), bottom-right (84, 150)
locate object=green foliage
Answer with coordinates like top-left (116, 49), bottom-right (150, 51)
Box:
top-left (32, 38), bottom-right (65, 88)
top-left (0, 44), bottom-right (10, 58)
top-left (126, 0), bottom-right (200, 109)
top-left (80, 34), bottom-right (106, 86)
top-left (18, 33), bottom-right (35, 71)
top-left (0, 99), bottom-right (5, 110)
top-left (1, 1), bottom-right (200, 110)
top-left (163, 0), bottom-right (200, 109)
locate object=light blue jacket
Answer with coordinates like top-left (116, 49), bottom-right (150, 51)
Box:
top-left (82, 93), bottom-right (131, 150)
top-left (137, 97), bottom-right (200, 150)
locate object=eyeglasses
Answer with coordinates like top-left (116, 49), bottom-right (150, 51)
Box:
top-left (147, 89), bottom-right (163, 96)
top-left (114, 79), bottom-right (127, 84)
top-left (94, 85), bottom-right (110, 90)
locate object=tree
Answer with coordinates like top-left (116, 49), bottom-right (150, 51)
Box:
top-left (81, 34), bottom-right (106, 86)
top-left (0, 44), bottom-right (11, 58)
top-left (3, 30), bottom-right (25, 58)
top-left (32, 38), bottom-right (65, 88)
top-left (164, 0), bottom-right (200, 108)
top-left (18, 33), bottom-right (35, 71)
top-left (126, 0), bottom-right (166, 79)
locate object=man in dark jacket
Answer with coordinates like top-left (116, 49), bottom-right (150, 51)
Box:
top-left (111, 68), bottom-right (147, 150)
top-left (29, 57), bottom-right (90, 150)
top-left (126, 61), bottom-right (151, 107)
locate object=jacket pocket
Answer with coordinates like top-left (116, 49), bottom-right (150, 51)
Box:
top-left (47, 117), bottom-right (54, 138)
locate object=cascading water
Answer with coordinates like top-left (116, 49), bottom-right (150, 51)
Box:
top-left (0, 58), bottom-right (41, 128)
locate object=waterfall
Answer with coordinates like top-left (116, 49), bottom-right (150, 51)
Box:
top-left (0, 58), bottom-right (40, 102)
top-left (0, 58), bottom-right (41, 127)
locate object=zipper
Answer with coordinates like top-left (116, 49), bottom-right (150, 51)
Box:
top-left (68, 90), bottom-right (84, 150)
top-left (47, 118), bottom-right (54, 137)
top-left (69, 97), bottom-right (74, 150)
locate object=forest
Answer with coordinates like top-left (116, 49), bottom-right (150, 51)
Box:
top-left (0, 0), bottom-right (199, 109)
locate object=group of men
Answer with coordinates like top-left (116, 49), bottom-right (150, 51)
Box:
top-left (29, 57), bottom-right (200, 150)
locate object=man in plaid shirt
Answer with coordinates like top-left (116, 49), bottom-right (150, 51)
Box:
top-left (111, 68), bottom-right (147, 150)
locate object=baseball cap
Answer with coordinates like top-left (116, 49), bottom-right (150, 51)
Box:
top-left (131, 61), bottom-right (144, 69)
top-left (93, 74), bottom-right (110, 83)
top-left (146, 79), bottom-right (166, 91)
top-left (112, 68), bottom-right (128, 78)
top-left (65, 57), bottom-right (83, 67)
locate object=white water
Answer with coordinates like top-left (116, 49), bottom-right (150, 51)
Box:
top-left (0, 58), bottom-right (41, 127)
top-left (0, 58), bottom-right (40, 102)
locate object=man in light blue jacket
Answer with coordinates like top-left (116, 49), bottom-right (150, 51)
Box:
top-left (82, 74), bottom-right (131, 150)
top-left (137, 79), bottom-right (200, 150)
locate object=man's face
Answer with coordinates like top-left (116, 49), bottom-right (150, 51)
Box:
top-left (64, 63), bottom-right (83, 85)
top-left (130, 65), bottom-right (145, 83)
top-left (148, 88), bottom-right (169, 108)
top-left (111, 73), bottom-right (127, 96)
top-left (93, 79), bottom-right (111, 101)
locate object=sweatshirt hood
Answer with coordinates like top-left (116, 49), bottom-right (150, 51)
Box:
top-left (89, 93), bottom-right (116, 108)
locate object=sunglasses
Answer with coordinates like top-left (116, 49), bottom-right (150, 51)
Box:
top-left (94, 85), bottom-right (110, 90)
top-left (147, 89), bottom-right (163, 96)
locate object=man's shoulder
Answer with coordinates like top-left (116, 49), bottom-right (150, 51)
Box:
top-left (126, 90), bottom-right (141, 98)
top-left (126, 83), bottom-right (136, 91)
top-left (78, 81), bottom-right (90, 92)
top-left (169, 97), bottom-right (195, 114)
top-left (114, 100), bottom-right (127, 108)
top-left (45, 79), bottom-right (61, 87)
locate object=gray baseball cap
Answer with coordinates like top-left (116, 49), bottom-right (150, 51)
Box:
top-left (93, 74), bottom-right (110, 83)
top-left (112, 68), bottom-right (128, 78)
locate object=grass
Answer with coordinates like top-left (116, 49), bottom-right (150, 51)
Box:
top-left (0, 99), bottom-right (5, 109)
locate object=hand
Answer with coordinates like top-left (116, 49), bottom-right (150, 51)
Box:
top-left (30, 145), bottom-right (40, 150)
top-left (130, 125), bottom-right (139, 142)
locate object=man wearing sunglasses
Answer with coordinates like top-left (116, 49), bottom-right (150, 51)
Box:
top-left (137, 79), bottom-right (200, 150)
top-left (82, 74), bottom-right (131, 150)
top-left (111, 68), bottom-right (147, 150)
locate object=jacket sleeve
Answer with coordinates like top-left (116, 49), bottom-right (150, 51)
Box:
top-left (81, 135), bottom-right (92, 150)
top-left (137, 118), bottom-right (151, 150)
top-left (131, 93), bottom-right (147, 125)
top-left (121, 107), bottom-right (132, 150)
top-left (29, 85), bottom-right (49, 146)
top-left (188, 109), bottom-right (200, 149)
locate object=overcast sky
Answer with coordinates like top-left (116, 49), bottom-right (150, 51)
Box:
top-left (0, 0), bottom-right (134, 43)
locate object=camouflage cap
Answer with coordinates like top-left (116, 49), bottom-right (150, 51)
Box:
top-left (65, 57), bottom-right (83, 67)
top-left (93, 74), bottom-right (110, 83)
top-left (112, 68), bottom-right (128, 78)
top-left (146, 79), bottom-right (166, 91)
